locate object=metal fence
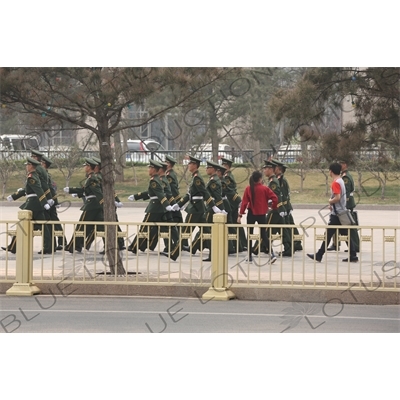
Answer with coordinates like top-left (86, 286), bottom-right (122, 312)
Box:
top-left (1, 212), bottom-right (398, 299)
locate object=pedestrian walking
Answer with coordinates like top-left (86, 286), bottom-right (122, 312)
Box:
top-left (327, 160), bottom-right (360, 252)
top-left (238, 170), bottom-right (278, 263)
top-left (307, 162), bottom-right (358, 263)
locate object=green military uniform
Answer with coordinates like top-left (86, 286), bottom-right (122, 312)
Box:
top-left (4, 157), bottom-right (52, 254)
top-left (191, 160), bottom-right (225, 257)
top-left (165, 155), bottom-right (183, 225)
top-left (218, 165), bottom-right (236, 254)
top-left (42, 155), bottom-right (67, 250)
top-left (66, 159), bottom-right (104, 253)
top-left (149, 164), bottom-right (179, 252)
top-left (221, 157), bottom-right (246, 252)
top-left (254, 160), bottom-right (292, 256)
top-left (341, 168), bottom-right (360, 251)
top-left (168, 156), bottom-right (216, 261)
top-left (128, 160), bottom-right (172, 253)
top-left (273, 159), bottom-right (302, 252)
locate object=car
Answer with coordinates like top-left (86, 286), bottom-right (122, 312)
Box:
top-left (124, 139), bottom-right (166, 163)
top-left (183, 143), bottom-right (243, 165)
top-left (0, 134), bottom-right (41, 160)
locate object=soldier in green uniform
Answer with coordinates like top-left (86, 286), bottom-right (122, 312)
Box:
top-left (272, 159), bottom-right (302, 252)
top-left (190, 160), bottom-right (226, 261)
top-left (162, 156), bottom-right (218, 261)
top-left (41, 155), bottom-right (67, 250)
top-left (221, 157), bottom-right (247, 252)
top-left (148, 161), bottom-right (179, 252)
top-left (327, 160), bottom-right (360, 252)
top-left (128, 159), bottom-right (173, 253)
top-left (165, 155), bottom-right (183, 222)
top-left (215, 163), bottom-right (236, 254)
top-left (256, 160), bottom-right (292, 257)
top-left (30, 149), bottom-right (56, 251)
top-left (64, 158), bottom-right (104, 253)
top-left (2, 157), bottom-right (52, 254)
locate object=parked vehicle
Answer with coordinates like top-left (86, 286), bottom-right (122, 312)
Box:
top-left (0, 134), bottom-right (41, 160)
top-left (0, 134), bottom-right (40, 151)
top-left (184, 143), bottom-right (243, 164)
top-left (124, 139), bottom-right (166, 163)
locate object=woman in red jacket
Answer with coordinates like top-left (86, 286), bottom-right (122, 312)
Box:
top-left (238, 170), bottom-right (278, 263)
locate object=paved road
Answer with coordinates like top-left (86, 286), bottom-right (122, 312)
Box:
top-left (1, 295), bottom-right (399, 333)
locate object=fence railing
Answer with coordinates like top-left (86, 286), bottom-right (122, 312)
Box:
top-left (1, 211), bottom-right (398, 299)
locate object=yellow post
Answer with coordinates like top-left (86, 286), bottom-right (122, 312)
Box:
top-left (202, 213), bottom-right (235, 301)
top-left (6, 210), bottom-right (41, 296)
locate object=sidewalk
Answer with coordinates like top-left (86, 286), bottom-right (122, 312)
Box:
top-left (1, 205), bottom-right (399, 303)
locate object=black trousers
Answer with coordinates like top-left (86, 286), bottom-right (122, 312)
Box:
top-left (318, 214), bottom-right (357, 258)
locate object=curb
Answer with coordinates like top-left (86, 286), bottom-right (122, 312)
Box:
top-left (1, 283), bottom-right (399, 305)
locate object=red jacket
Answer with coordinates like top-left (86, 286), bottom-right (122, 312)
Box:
top-left (239, 182), bottom-right (278, 216)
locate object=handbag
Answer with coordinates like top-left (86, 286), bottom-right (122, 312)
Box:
top-left (333, 204), bottom-right (356, 225)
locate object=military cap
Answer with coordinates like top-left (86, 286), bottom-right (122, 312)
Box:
top-left (206, 160), bottom-right (220, 170)
top-left (148, 159), bottom-right (162, 168)
top-left (165, 155), bottom-right (177, 164)
top-left (263, 160), bottom-right (277, 168)
top-left (30, 149), bottom-right (44, 158)
top-left (92, 156), bottom-right (102, 165)
top-left (159, 161), bottom-right (168, 169)
top-left (187, 155), bottom-right (202, 165)
top-left (41, 155), bottom-right (53, 165)
top-left (271, 158), bottom-right (283, 166)
top-left (216, 164), bottom-right (227, 173)
top-left (221, 157), bottom-right (233, 165)
top-left (83, 158), bottom-right (98, 167)
top-left (25, 156), bottom-right (41, 166)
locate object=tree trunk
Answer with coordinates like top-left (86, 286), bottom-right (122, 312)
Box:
top-left (97, 125), bottom-right (126, 275)
top-left (113, 131), bottom-right (125, 183)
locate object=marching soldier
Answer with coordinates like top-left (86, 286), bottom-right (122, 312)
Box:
top-left (190, 160), bottom-right (226, 261)
top-left (272, 159), bottom-right (302, 252)
top-left (221, 157), bottom-right (247, 252)
top-left (165, 154), bottom-right (183, 223)
top-left (41, 155), bottom-right (68, 250)
top-left (149, 161), bottom-right (179, 252)
top-left (2, 157), bottom-right (52, 254)
top-left (258, 160), bottom-right (292, 257)
top-left (162, 156), bottom-right (218, 261)
top-left (327, 160), bottom-right (360, 252)
top-left (215, 163), bottom-right (236, 254)
top-left (64, 158), bottom-right (104, 253)
top-left (128, 159), bottom-right (173, 253)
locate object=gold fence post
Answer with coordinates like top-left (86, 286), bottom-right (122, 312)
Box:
top-left (6, 210), bottom-right (41, 296)
top-left (202, 213), bottom-right (235, 301)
